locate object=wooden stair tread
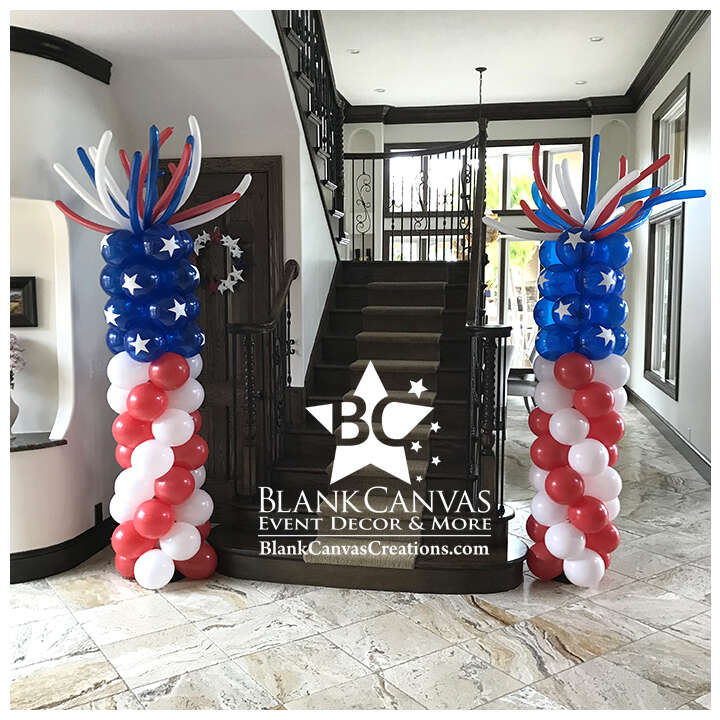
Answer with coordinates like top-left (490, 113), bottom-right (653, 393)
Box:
top-left (361, 306), bottom-right (444, 315)
top-left (349, 359), bottom-right (440, 372)
top-left (368, 281), bottom-right (447, 290)
top-left (356, 331), bottom-right (441, 344)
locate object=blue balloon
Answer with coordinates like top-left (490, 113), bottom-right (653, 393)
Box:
top-left (536, 326), bottom-right (576, 360)
top-left (100, 264), bottom-right (125, 296)
top-left (101, 230), bottom-right (143, 266)
top-left (614, 326), bottom-right (629, 355)
top-left (184, 293), bottom-right (201, 321)
top-left (552, 293), bottom-right (591, 330)
top-left (602, 233), bottom-right (633, 269)
top-left (605, 295), bottom-right (629, 328)
top-left (577, 263), bottom-right (616, 297)
top-left (539, 240), bottom-right (560, 267)
top-left (533, 298), bottom-right (555, 328)
top-left (587, 297), bottom-right (609, 325)
top-left (576, 324), bottom-right (616, 360)
top-left (539, 264), bottom-right (577, 301)
top-left (586, 239), bottom-right (610, 265)
top-left (148, 293), bottom-right (191, 329)
top-left (106, 327), bottom-right (126, 354)
top-left (172, 260), bottom-right (201, 294)
top-left (104, 295), bottom-right (144, 331)
top-left (555, 229), bottom-right (592, 268)
top-left (170, 322), bottom-right (205, 357)
top-left (143, 224), bottom-right (193, 263)
top-left (123, 324), bottom-right (166, 362)
top-left (612, 269), bottom-right (627, 295)
top-left (120, 263), bottom-right (161, 299)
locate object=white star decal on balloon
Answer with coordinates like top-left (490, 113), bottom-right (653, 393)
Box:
top-left (128, 334), bottom-right (150, 354)
top-left (409, 379), bottom-right (428, 398)
top-left (564, 229), bottom-right (586, 250)
top-left (169, 299), bottom-right (187, 320)
top-left (538, 271), bottom-right (548, 288)
top-left (410, 440), bottom-right (422, 453)
top-left (100, 235), bottom-right (110, 250)
top-left (596, 326), bottom-right (614, 345)
top-left (104, 305), bottom-right (120, 326)
top-left (122, 273), bottom-right (142, 295)
top-left (554, 300), bottom-right (572, 320)
top-left (160, 235), bottom-right (180, 257)
top-left (597, 270), bottom-right (615, 292)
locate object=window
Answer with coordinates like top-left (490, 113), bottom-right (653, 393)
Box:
top-left (644, 206), bottom-right (684, 398)
top-left (652, 74), bottom-right (689, 191)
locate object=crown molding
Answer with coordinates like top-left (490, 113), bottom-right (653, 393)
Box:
top-left (10, 25), bottom-right (112, 84)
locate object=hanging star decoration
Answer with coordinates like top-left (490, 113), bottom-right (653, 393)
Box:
top-left (193, 225), bottom-right (247, 295)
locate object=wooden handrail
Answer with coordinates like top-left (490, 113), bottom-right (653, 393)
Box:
top-left (227, 260), bottom-right (299, 334)
top-left (345, 133), bottom-right (481, 161)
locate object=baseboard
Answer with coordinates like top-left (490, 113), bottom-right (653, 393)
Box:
top-left (626, 388), bottom-right (710, 482)
top-left (10, 517), bottom-right (115, 584)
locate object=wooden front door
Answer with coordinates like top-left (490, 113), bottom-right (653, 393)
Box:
top-left (162, 156), bottom-right (283, 522)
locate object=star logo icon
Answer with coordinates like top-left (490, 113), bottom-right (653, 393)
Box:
top-left (307, 362), bottom-right (433, 485)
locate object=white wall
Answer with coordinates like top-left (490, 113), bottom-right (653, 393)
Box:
top-left (625, 19), bottom-right (711, 459)
top-left (10, 52), bottom-right (127, 550)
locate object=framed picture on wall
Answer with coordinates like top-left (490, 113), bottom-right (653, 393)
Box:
top-left (10, 276), bottom-right (38, 327)
top-left (652, 73), bottom-right (690, 192)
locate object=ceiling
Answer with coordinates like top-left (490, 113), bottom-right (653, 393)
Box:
top-left (322, 10), bottom-right (675, 106)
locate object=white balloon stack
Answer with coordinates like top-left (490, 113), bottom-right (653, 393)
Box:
top-left (527, 352), bottom-right (629, 587)
top-left (107, 351), bottom-right (215, 589)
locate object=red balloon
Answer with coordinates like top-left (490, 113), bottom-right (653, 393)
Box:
top-left (133, 499), bottom-right (175, 539)
top-left (126, 382), bottom-right (168, 422)
top-left (554, 352), bottom-right (594, 389)
top-left (526, 542), bottom-right (563, 580)
top-left (149, 352), bottom-right (190, 391)
top-left (115, 443), bottom-right (132, 469)
top-left (111, 522), bottom-right (155, 558)
top-left (607, 444), bottom-right (619, 466)
top-left (190, 410), bottom-right (202, 433)
top-left (114, 553), bottom-right (136, 578)
top-left (175, 541), bottom-right (217, 579)
top-left (530, 435), bottom-right (569, 471)
top-left (112, 412), bottom-right (153, 449)
top-left (599, 551), bottom-right (612, 569)
top-left (526, 515), bottom-right (548, 543)
top-left (528, 408), bottom-right (551, 437)
top-left (155, 466), bottom-right (195, 505)
top-left (573, 382), bottom-right (614, 418)
top-left (585, 522), bottom-right (620, 554)
top-left (568, 496), bottom-right (609, 534)
top-left (197, 521), bottom-right (211, 541)
top-left (173, 434), bottom-right (209, 470)
top-left (545, 466), bottom-right (585, 505)
top-left (588, 411), bottom-right (625, 446)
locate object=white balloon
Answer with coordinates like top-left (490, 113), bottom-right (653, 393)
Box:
top-left (528, 464), bottom-right (548, 492)
top-left (613, 387), bottom-right (627, 412)
top-left (530, 491), bottom-right (568, 526)
top-left (191, 465), bottom-right (206, 489)
top-left (583, 467), bottom-right (622, 502)
top-left (109, 493), bottom-right (136, 524)
top-left (107, 384), bottom-right (128, 414)
top-left (533, 355), bottom-right (556, 382)
top-left (133, 549), bottom-right (175, 590)
top-left (605, 497), bottom-right (621, 520)
top-left (166, 378), bottom-right (204, 413)
top-left (131, 439), bottom-right (174, 480)
top-left (568, 439), bottom-right (609, 476)
top-left (563, 548), bottom-right (606, 587)
top-left (534, 380), bottom-right (574, 414)
top-left (592, 354), bottom-right (629, 390)
top-left (159, 522), bottom-right (202, 561)
top-left (187, 354), bottom-right (203, 379)
top-left (174, 489), bottom-right (214, 525)
top-left (152, 408), bottom-right (195, 447)
top-left (549, 408), bottom-right (590, 446)
top-left (107, 351), bottom-right (149, 389)
top-left (545, 521), bottom-right (587, 560)
top-left (114, 467), bottom-right (155, 504)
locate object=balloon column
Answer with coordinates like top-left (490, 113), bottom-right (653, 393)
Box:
top-left (484, 136), bottom-right (705, 587)
top-left (53, 117), bottom-right (251, 589)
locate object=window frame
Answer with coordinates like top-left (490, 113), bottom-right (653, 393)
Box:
top-left (644, 204), bottom-right (685, 399)
top-left (652, 73), bottom-right (690, 193)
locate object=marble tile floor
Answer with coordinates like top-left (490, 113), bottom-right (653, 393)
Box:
top-left (9, 399), bottom-right (710, 710)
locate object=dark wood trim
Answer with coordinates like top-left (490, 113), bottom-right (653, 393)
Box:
top-left (11, 517), bottom-right (115, 583)
top-left (626, 388), bottom-right (709, 482)
top-left (10, 25), bottom-right (112, 84)
top-left (652, 73), bottom-right (690, 192)
top-left (343, 11), bottom-right (709, 125)
top-left (644, 204), bottom-right (684, 400)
